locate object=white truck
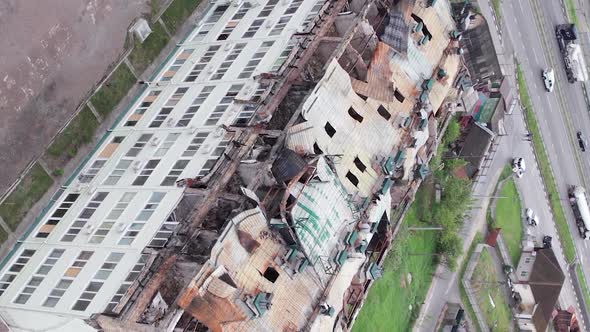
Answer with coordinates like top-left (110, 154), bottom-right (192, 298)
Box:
top-left (556, 24), bottom-right (589, 83)
top-left (568, 185), bottom-right (590, 239)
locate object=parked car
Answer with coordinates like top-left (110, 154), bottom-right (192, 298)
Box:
top-left (512, 157), bottom-right (526, 178)
top-left (525, 208), bottom-right (539, 226)
top-left (542, 68), bottom-right (555, 92)
top-left (577, 131), bottom-right (586, 152)
top-left (543, 235), bottom-right (553, 248)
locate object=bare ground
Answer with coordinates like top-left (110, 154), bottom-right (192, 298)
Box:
top-left (0, 0), bottom-right (148, 195)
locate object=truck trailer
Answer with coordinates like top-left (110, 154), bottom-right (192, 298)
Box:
top-left (556, 24), bottom-right (589, 83)
top-left (568, 185), bottom-right (590, 239)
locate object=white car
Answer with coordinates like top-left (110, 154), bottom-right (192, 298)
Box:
top-left (542, 68), bottom-right (555, 92)
top-left (525, 208), bottom-right (539, 226)
top-left (512, 158), bottom-right (526, 178)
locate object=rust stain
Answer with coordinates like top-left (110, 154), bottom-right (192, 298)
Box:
top-left (350, 42), bottom-right (396, 103)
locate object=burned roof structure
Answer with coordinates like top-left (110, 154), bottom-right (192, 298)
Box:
top-left (0, 0), bottom-right (465, 331)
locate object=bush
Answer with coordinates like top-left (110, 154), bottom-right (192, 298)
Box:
top-left (444, 120), bottom-right (461, 146)
top-left (52, 169), bottom-right (64, 177)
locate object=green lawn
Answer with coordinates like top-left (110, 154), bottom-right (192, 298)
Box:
top-left (161, 0), bottom-right (202, 34)
top-left (493, 178), bottom-right (523, 265)
top-left (90, 64), bottom-right (136, 117)
top-left (0, 163), bottom-right (54, 230)
top-left (517, 63), bottom-right (576, 263)
top-left (471, 248), bottom-right (512, 331)
top-left (352, 207), bottom-right (437, 332)
top-left (46, 107), bottom-right (99, 165)
top-left (128, 22), bottom-right (170, 74)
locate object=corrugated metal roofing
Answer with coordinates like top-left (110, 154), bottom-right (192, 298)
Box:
top-left (288, 60), bottom-right (407, 197)
top-left (380, 11), bottom-right (410, 55)
top-left (290, 158), bottom-right (354, 268)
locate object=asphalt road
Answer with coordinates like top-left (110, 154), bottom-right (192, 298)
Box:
top-left (415, 0), bottom-right (590, 329)
top-left (501, 0), bottom-right (590, 316)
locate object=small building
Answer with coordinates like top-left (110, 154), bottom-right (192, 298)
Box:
top-left (513, 247), bottom-right (565, 332)
top-left (451, 2), bottom-right (502, 83)
top-left (458, 121), bottom-right (495, 178)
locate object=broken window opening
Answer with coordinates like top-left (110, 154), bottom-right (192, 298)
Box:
top-left (348, 107), bottom-right (364, 123)
top-left (354, 157), bottom-right (366, 172)
top-left (346, 171), bottom-right (359, 187)
top-left (313, 142), bottom-right (323, 155)
top-left (324, 122), bottom-right (336, 138)
top-left (394, 89), bottom-right (405, 103)
top-left (263, 267), bottom-right (279, 283)
top-left (377, 105), bottom-right (391, 120)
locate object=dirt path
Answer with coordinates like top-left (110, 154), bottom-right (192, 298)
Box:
top-left (0, 0), bottom-right (148, 194)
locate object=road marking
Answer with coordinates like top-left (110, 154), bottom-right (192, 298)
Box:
top-left (533, 48), bottom-right (540, 63)
top-left (585, 241), bottom-right (588, 250)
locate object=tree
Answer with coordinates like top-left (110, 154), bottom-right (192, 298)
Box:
top-left (436, 231), bottom-right (463, 271)
top-left (443, 120), bottom-right (461, 146)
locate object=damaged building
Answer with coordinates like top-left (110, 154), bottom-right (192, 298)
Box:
top-left (0, 0), bottom-right (465, 331)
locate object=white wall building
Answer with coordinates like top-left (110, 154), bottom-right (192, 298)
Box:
top-left (0, 0), bottom-right (326, 330)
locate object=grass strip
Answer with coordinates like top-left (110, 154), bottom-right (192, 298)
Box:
top-left (161, 0), bottom-right (202, 34)
top-left (90, 64), bottom-right (136, 117)
top-left (46, 107), bottom-right (99, 162)
top-left (0, 163), bottom-right (54, 230)
top-left (517, 63), bottom-right (576, 262)
top-left (492, 178), bottom-right (523, 265)
top-left (128, 22), bottom-right (170, 74)
top-left (471, 249), bottom-right (512, 330)
top-left (492, 0), bottom-right (502, 19)
top-left (565, 0), bottom-right (579, 26)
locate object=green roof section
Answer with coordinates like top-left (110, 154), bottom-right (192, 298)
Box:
top-left (345, 230), bottom-right (359, 246)
top-left (334, 250), bottom-right (348, 266)
top-left (383, 156), bottom-right (395, 174)
top-left (253, 292), bottom-right (273, 317)
top-left (394, 150), bottom-right (406, 167)
top-left (422, 78), bottom-right (434, 91)
top-left (419, 90), bottom-right (429, 103)
top-left (477, 97), bottom-right (500, 123)
top-left (298, 258), bottom-right (309, 273)
top-left (414, 21), bottom-right (423, 33)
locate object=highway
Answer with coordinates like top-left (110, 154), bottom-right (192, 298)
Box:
top-left (501, 0), bottom-right (590, 315)
top-left (415, 0), bottom-right (590, 329)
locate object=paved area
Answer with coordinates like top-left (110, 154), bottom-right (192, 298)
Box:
top-left (0, 0), bottom-right (147, 194)
top-left (415, 0), bottom-right (588, 329)
top-left (503, 0), bottom-right (590, 325)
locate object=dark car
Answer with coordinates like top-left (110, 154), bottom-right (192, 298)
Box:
top-left (577, 131), bottom-right (586, 152)
top-left (543, 235), bottom-right (552, 249)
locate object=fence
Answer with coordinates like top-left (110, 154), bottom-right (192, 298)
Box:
top-left (462, 244), bottom-right (491, 332)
